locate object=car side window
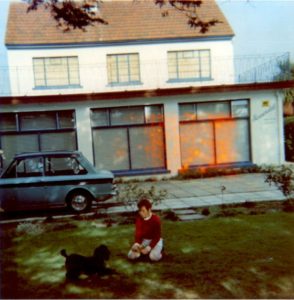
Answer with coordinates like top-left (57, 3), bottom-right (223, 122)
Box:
top-left (16, 157), bottom-right (44, 178)
top-left (45, 156), bottom-right (87, 176)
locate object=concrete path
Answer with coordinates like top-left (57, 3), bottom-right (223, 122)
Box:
top-left (0, 173), bottom-right (287, 224)
top-left (104, 173), bottom-right (286, 214)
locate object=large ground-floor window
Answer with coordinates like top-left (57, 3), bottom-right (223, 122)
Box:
top-left (0, 110), bottom-right (77, 169)
top-left (179, 100), bottom-right (251, 168)
top-left (91, 105), bottom-right (166, 174)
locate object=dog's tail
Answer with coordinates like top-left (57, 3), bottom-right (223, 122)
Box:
top-left (60, 249), bottom-right (68, 258)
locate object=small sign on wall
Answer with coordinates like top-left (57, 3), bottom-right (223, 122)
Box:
top-left (262, 100), bottom-right (270, 107)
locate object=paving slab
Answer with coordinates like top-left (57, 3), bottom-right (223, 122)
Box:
top-left (173, 209), bottom-right (196, 215)
top-left (178, 214), bottom-right (206, 221)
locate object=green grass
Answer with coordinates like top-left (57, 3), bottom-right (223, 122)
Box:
top-left (1, 212), bottom-right (294, 299)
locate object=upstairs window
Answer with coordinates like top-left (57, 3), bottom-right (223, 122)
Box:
top-left (107, 53), bottom-right (141, 85)
top-left (168, 49), bottom-right (211, 82)
top-left (33, 56), bottom-right (80, 88)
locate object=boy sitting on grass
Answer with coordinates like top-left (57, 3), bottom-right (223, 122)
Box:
top-left (128, 198), bottom-right (163, 262)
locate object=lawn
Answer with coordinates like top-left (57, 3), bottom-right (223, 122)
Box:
top-left (1, 212), bottom-right (294, 299)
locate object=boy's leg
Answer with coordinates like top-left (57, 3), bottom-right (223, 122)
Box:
top-left (149, 239), bottom-right (163, 261)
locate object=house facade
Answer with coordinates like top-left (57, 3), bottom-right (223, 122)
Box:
top-left (1, 0), bottom-right (291, 177)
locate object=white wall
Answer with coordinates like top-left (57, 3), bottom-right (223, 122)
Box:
top-left (7, 39), bottom-right (234, 96)
top-left (1, 88), bottom-right (284, 176)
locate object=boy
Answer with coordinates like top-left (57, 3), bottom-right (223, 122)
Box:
top-left (128, 198), bottom-right (163, 262)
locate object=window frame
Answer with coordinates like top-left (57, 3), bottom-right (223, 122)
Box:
top-left (107, 53), bottom-right (142, 86)
top-left (179, 99), bottom-right (251, 168)
top-left (91, 105), bottom-right (167, 175)
top-left (0, 110), bottom-right (78, 169)
top-left (33, 56), bottom-right (81, 89)
top-left (167, 49), bottom-right (212, 83)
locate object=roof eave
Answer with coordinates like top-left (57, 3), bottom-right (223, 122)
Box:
top-left (5, 34), bottom-right (235, 49)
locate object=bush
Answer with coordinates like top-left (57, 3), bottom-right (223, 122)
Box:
top-left (201, 207), bottom-right (210, 216)
top-left (16, 221), bottom-right (44, 236)
top-left (263, 164), bottom-right (294, 198)
top-left (161, 210), bottom-right (179, 221)
top-left (282, 199), bottom-right (294, 212)
top-left (175, 165), bottom-right (261, 180)
top-left (115, 183), bottom-right (167, 211)
top-left (285, 116), bottom-right (294, 162)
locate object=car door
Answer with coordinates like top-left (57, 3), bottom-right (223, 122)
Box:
top-left (14, 156), bottom-right (46, 210)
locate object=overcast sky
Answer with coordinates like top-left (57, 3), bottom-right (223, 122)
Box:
top-left (0, 0), bottom-right (293, 64)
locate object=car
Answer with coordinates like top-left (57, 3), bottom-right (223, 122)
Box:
top-left (0, 151), bottom-right (117, 213)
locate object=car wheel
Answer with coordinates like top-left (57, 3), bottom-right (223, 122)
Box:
top-left (68, 191), bottom-right (92, 213)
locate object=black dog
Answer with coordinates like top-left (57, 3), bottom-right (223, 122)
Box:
top-left (60, 244), bottom-right (113, 280)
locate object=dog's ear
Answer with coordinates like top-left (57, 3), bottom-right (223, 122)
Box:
top-left (94, 245), bottom-right (110, 260)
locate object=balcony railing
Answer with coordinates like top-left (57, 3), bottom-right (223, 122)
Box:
top-left (0, 52), bottom-right (291, 97)
top-left (235, 52), bottom-right (291, 83)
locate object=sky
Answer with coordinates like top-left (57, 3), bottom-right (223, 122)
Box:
top-left (0, 0), bottom-right (293, 90)
top-left (216, 0), bottom-right (294, 58)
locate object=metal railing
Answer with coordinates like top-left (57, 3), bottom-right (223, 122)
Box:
top-left (235, 52), bottom-right (291, 83)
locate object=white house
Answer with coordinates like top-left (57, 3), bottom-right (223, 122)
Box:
top-left (1, 0), bottom-right (292, 177)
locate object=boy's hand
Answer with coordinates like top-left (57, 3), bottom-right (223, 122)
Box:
top-left (141, 246), bottom-right (151, 255)
top-left (132, 243), bottom-right (142, 252)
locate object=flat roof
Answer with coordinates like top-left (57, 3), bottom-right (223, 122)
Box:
top-left (1, 81), bottom-right (293, 105)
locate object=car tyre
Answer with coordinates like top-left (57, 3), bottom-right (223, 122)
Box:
top-left (67, 191), bottom-right (92, 213)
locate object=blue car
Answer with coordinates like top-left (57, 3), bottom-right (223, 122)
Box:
top-left (0, 151), bottom-right (117, 213)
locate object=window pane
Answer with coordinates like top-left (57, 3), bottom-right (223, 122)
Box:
top-left (1, 134), bottom-right (39, 167)
top-left (145, 106), bottom-right (163, 123)
top-left (16, 157), bottom-right (43, 177)
top-left (45, 156), bottom-right (86, 176)
top-left (129, 126), bottom-right (165, 169)
top-left (215, 120), bottom-right (250, 163)
top-left (117, 55), bottom-right (129, 82)
top-left (179, 104), bottom-right (196, 121)
top-left (107, 55), bottom-right (118, 83)
top-left (231, 100), bottom-right (249, 117)
top-left (110, 107), bottom-right (144, 125)
top-left (58, 111), bottom-right (75, 128)
top-left (180, 122), bottom-right (215, 167)
top-left (129, 54), bottom-right (140, 81)
top-left (200, 50), bottom-right (211, 78)
top-left (197, 102), bottom-right (230, 120)
top-left (91, 109), bottom-right (109, 127)
top-left (40, 132), bottom-right (76, 151)
top-left (0, 113), bottom-right (17, 131)
top-left (178, 51), bottom-right (199, 79)
top-left (168, 52), bottom-right (177, 79)
top-left (20, 112), bottom-right (56, 130)
top-left (45, 57), bottom-right (69, 86)
top-left (67, 57), bottom-right (80, 85)
top-left (33, 58), bottom-right (45, 86)
top-left (93, 128), bottom-right (129, 170)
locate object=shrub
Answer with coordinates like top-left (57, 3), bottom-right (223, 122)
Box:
top-left (161, 210), bottom-right (179, 221)
top-left (16, 221), bottom-right (44, 236)
top-left (285, 116), bottom-right (294, 162)
top-left (201, 207), bottom-right (210, 216)
top-left (282, 199), bottom-right (294, 212)
top-left (263, 164), bottom-right (294, 198)
top-left (175, 165), bottom-right (262, 180)
top-left (115, 183), bottom-right (167, 211)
